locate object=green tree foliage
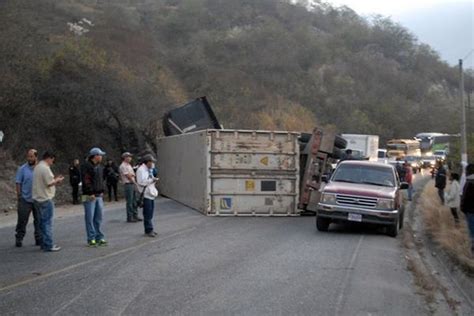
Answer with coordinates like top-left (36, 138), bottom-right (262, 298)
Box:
top-left (0, 0), bottom-right (473, 163)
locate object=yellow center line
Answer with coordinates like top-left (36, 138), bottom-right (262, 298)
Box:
top-left (0, 226), bottom-right (197, 293)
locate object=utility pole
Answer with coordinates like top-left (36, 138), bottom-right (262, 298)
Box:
top-left (459, 59), bottom-right (468, 185)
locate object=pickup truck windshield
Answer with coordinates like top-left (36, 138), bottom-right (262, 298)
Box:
top-left (332, 164), bottom-right (395, 187)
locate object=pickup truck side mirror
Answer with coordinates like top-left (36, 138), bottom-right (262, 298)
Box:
top-left (400, 182), bottom-right (409, 190)
top-left (321, 175), bottom-right (329, 183)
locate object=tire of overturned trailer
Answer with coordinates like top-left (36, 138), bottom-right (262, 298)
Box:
top-left (330, 147), bottom-right (344, 159)
top-left (299, 133), bottom-right (312, 143)
top-left (334, 135), bottom-right (347, 149)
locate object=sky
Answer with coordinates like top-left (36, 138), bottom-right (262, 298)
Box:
top-left (328, 0), bottom-right (451, 15)
top-left (326, 0), bottom-right (474, 66)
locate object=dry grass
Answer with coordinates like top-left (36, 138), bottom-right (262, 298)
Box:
top-left (418, 181), bottom-right (474, 273)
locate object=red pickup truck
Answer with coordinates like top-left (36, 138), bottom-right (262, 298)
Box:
top-left (316, 160), bottom-right (408, 237)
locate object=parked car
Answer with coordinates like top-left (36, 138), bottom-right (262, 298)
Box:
top-left (316, 161), bottom-right (408, 237)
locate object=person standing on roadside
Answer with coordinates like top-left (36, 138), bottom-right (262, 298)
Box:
top-left (15, 149), bottom-right (41, 247)
top-left (395, 158), bottom-right (406, 182)
top-left (69, 159), bottom-right (81, 205)
top-left (403, 161), bottom-right (413, 201)
top-left (81, 147), bottom-right (107, 247)
top-left (136, 154), bottom-right (159, 237)
top-left (445, 173), bottom-right (460, 225)
top-left (119, 152), bottom-right (142, 223)
top-left (435, 160), bottom-right (447, 205)
top-left (104, 159), bottom-right (119, 202)
top-left (32, 151), bottom-right (64, 252)
top-left (461, 164), bottom-right (474, 254)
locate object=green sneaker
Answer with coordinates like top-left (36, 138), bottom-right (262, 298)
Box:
top-left (88, 240), bottom-right (97, 247)
top-left (98, 239), bottom-right (108, 246)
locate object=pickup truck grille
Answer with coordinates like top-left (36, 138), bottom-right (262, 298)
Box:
top-left (336, 194), bottom-right (377, 208)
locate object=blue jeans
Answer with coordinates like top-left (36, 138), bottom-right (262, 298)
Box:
top-left (466, 213), bottom-right (474, 244)
top-left (83, 197), bottom-right (105, 242)
top-left (143, 198), bottom-right (155, 233)
top-left (124, 184), bottom-right (137, 219)
top-left (407, 184), bottom-right (413, 201)
top-left (35, 200), bottom-right (55, 250)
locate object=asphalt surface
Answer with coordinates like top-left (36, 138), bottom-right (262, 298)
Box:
top-left (0, 180), bottom-right (429, 315)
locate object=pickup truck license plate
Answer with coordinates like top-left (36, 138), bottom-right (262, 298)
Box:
top-left (348, 213), bottom-right (362, 222)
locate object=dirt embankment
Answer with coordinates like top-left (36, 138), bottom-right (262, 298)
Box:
top-left (0, 150), bottom-right (18, 214)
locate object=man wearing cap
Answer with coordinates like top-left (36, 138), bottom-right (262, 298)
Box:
top-left (136, 154), bottom-right (159, 237)
top-left (119, 152), bottom-right (142, 222)
top-left (81, 147), bottom-right (107, 247)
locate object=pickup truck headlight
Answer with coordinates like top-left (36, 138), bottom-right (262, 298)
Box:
top-left (320, 193), bottom-right (336, 204)
top-left (377, 198), bottom-right (394, 209)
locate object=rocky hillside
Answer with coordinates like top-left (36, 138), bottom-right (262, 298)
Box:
top-left (0, 0), bottom-right (472, 165)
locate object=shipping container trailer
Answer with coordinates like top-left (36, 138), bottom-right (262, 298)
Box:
top-left (157, 129), bottom-right (300, 216)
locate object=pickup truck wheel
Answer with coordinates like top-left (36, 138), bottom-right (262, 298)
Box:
top-left (316, 216), bottom-right (330, 232)
top-left (387, 218), bottom-right (399, 237)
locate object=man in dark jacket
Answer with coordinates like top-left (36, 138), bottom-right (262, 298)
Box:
top-left (103, 159), bottom-right (119, 202)
top-left (69, 159), bottom-right (81, 204)
top-left (461, 163), bottom-right (474, 254)
top-left (81, 147), bottom-right (106, 247)
top-left (435, 160), bottom-right (447, 205)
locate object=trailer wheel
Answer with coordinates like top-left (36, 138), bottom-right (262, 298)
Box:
top-left (316, 216), bottom-right (331, 232)
top-left (334, 135), bottom-right (347, 149)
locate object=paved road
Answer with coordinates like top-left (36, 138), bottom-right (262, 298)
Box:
top-left (0, 182), bottom-right (428, 315)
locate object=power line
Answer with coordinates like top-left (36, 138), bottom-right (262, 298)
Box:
top-left (463, 49), bottom-right (474, 61)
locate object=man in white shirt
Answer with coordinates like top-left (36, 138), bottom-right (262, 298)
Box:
top-left (136, 154), bottom-right (159, 237)
top-left (32, 151), bottom-right (64, 252)
top-left (119, 152), bottom-right (142, 222)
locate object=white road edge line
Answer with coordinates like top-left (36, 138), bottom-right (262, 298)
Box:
top-left (334, 234), bottom-right (364, 316)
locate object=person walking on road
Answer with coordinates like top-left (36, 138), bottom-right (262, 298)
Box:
top-left (445, 173), bottom-right (460, 225)
top-left (461, 164), bottom-right (474, 254)
top-left (81, 147), bottom-right (107, 247)
top-left (15, 149), bottom-right (42, 247)
top-left (136, 154), bottom-right (159, 237)
top-left (32, 151), bottom-right (64, 252)
top-left (435, 160), bottom-right (447, 205)
top-left (69, 159), bottom-right (81, 205)
top-left (119, 152), bottom-right (142, 223)
top-left (104, 159), bottom-right (119, 202)
top-left (403, 161), bottom-right (413, 201)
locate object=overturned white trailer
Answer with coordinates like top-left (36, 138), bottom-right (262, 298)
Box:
top-left (157, 129), bottom-right (301, 216)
